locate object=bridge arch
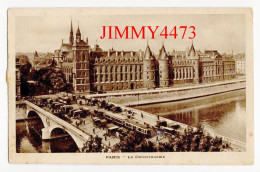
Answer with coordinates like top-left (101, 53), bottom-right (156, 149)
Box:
top-left (49, 127), bottom-right (79, 152)
top-left (27, 110), bottom-right (49, 128)
top-left (48, 126), bottom-right (86, 152)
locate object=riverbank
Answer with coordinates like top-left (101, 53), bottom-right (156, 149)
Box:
top-left (99, 79), bottom-right (245, 106)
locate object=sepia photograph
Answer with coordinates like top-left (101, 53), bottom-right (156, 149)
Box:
top-left (8, 8), bottom-right (254, 164)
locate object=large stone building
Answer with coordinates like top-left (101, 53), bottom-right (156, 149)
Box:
top-left (53, 21), bottom-right (236, 93)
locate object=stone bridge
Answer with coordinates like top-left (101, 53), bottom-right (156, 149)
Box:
top-left (25, 100), bottom-right (90, 152)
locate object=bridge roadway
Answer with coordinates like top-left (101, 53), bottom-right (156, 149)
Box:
top-left (25, 100), bottom-right (90, 152)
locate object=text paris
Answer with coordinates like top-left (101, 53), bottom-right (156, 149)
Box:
top-left (100, 26), bottom-right (196, 39)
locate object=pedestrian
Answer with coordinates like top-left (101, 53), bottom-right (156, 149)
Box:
top-left (141, 113), bottom-right (143, 118)
top-left (105, 136), bottom-right (107, 141)
top-left (156, 136), bottom-right (159, 142)
top-left (93, 128), bottom-right (95, 134)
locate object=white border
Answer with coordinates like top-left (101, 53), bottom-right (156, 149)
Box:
top-left (1, 0), bottom-right (260, 171)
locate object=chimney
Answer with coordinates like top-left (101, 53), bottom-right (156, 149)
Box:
top-left (116, 51), bottom-right (118, 57)
top-left (86, 37), bottom-right (88, 45)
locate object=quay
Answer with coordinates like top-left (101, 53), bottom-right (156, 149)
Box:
top-left (110, 102), bottom-right (246, 151)
top-left (87, 79), bottom-right (246, 106)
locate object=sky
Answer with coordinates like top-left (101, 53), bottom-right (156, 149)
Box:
top-left (15, 14), bottom-right (246, 54)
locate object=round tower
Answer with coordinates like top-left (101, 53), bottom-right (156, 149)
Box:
top-left (143, 43), bottom-right (156, 88)
top-left (158, 44), bottom-right (169, 87)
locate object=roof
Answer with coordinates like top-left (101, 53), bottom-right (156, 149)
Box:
top-left (60, 43), bottom-right (72, 52)
top-left (74, 110), bottom-right (82, 113)
top-left (188, 43), bottom-right (196, 57)
top-left (75, 40), bottom-right (88, 47)
top-left (125, 118), bottom-right (147, 128)
top-left (223, 57), bottom-right (235, 61)
top-left (108, 126), bottom-right (119, 130)
top-left (107, 123), bottom-right (117, 128)
top-left (93, 50), bottom-right (143, 62)
top-left (144, 44), bottom-right (152, 60)
top-left (158, 44), bottom-right (167, 60)
top-left (200, 58), bottom-right (216, 62)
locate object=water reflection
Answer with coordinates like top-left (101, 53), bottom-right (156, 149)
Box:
top-left (16, 118), bottom-right (79, 153)
top-left (136, 89), bottom-right (246, 142)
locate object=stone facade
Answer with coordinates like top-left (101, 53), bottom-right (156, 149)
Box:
top-left (53, 21), bottom-right (236, 93)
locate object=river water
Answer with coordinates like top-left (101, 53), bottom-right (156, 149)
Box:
top-left (135, 89), bottom-right (246, 143)
top-left (16, 114), bottom-right (78, 153)
top-left (16, 89), bottom-right (246, 153)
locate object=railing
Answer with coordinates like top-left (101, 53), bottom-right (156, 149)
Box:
top-left (25, 101), bottom-right (90, 142)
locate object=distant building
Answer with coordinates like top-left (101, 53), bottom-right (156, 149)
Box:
top-left (53, 21), bottom-right (236, 93)
top-left (33, 51), bottom-right (53, 70)
top-left (234, 53), bottom-right (246, 74)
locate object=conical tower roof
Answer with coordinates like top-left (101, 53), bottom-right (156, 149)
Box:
top-left (144, 44), bottom-right (152, 60)
top-left (159, 44), bottom-right (167, 60)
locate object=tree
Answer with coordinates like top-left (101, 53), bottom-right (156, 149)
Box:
top-left (32, 67), bottom-right (70, 94)
top-left (16, 55), bottom-right (34, 96)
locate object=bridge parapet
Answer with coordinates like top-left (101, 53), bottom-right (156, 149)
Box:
top-left (25, 100), bottom-right (91, 151)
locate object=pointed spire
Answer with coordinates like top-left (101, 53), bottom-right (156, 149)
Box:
top-left (189, 40), bottom-right (196, 57)
top-left (69, 20), bottom-right (74, 45)
top-left (76, 21), bottom-right (81, 36)
top-left (70, 19), bottom-right (73, 33)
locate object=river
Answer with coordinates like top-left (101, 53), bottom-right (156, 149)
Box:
top-left (135, 89), bottom-right (246, 143)
top-left (16, 89), bottom-right (246, 152)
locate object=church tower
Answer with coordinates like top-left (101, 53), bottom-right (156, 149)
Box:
top-left (143, 42), bottom-right (156, 88)
top-left (76, 24), bottom-right (81, 43)
top-left (69, 20), bottom-right (74, 45)
top-left (158, 44), bottom-right (169, 87)
top-left (71, 22), bottom-right (91, 93)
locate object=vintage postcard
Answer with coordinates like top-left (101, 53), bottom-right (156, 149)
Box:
top-left (8, 8), bottom-right (254, 164)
